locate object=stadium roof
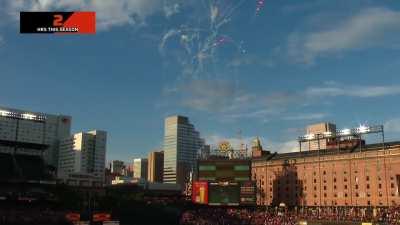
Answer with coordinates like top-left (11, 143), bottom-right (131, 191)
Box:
top-left (252, 141), bottom-right (400, 162)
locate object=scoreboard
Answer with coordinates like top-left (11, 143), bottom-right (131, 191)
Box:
top-left (193, 159), bottom-right (256, 206)
top-left (208, 182), bottom-right (240, 206)
top-left (197, 159), bottom-right (251, 182)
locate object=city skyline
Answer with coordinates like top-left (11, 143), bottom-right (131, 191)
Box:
top-left (1, 0), bottom-right (400, 161)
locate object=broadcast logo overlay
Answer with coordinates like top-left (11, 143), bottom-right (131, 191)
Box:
top-left (20, 12), bottom-right (96, 34)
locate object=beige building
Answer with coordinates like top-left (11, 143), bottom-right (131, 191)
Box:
top-left (133, 158), bottom-right (148, 180)
top-left (163, 115), bottom-right (204, 187)
top-left (148, 151), bottom-right (164, 183)
top-left (304, 122), bottom-right (336, 151)
top-left (58, 130), bottom-right (107, 187)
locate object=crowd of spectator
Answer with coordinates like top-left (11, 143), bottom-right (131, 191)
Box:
top-left (180, 206), bottom-right (400, 225)
top-left (0, 208), bottom-right (70, 225)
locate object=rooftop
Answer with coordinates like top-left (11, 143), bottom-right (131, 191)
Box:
top-left (252, 141), bottom-right (400, 162)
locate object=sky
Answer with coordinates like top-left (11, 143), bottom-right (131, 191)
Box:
top-left (1, 0), bottom-right (400, 161)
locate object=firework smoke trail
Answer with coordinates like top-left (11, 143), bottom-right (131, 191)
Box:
top-left (255, 0), bottom-right (266, 15)
top-left (160, 0), bottom-right (247, 79)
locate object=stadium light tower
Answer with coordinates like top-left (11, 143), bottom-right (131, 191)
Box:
top-left (297, 124), bottom-right (385, 152)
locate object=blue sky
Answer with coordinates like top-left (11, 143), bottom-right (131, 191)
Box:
top-left (1, 0), bottom-right (400, 161)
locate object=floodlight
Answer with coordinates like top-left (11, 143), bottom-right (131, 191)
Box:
top-left (357, 125), bottom-right (370, 134)
top-left (340, 128), bottom-right (352, 136)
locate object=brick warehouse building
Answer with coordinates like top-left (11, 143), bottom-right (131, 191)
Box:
top-left (251, 123), bottom-right (400, 207)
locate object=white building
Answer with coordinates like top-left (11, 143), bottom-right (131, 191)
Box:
top-left (58, 130), bottom-right (107, 186)
top-left (163, 115), bottom-right (204, 187)
top-left (133, 158), bottom-right (148, 180)
top-left (0, 106), bottom-right (71, 167)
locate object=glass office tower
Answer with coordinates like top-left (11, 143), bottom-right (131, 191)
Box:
top-left (163, 115), bottom-right (204, 188)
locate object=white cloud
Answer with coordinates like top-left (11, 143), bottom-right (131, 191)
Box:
top-left (163, 80), bottom-right (400, 123)
top-left (205, 134), bottom-right (258, 150)
top-left (179, 79), bottom-right (238, 112)
top-left (288, 7), bottom-right (400, 64)
top-left (164, 2), bottom-right (180, 18)
top-left (270, 140), bottom-right (299, 153)
top-left (205, 134), bottom-right (299, 153)
top-left (385, 118), bottom-right (400, 133)
top-left (305, 85), bottom-right (400, 98)
top-left (283, 113), bottom-right (328, 121)
top-left (5, 0), bottom-right (165, 30)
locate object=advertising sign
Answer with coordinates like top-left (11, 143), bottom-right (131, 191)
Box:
top-left (192, 181), bottom-right (209, 204)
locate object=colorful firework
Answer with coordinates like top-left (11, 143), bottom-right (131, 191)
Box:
top-left (255, 0), bottom-right (266, 15)
top-left (159, 0), bottom-right (248, 78)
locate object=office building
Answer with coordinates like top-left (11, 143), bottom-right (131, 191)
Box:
top-left (111, 160), bottom-right (125, 175)
top-left (304, 122), bottom-right (336, 151)
top-left (0, 106), bottom-right (71, 167)
top-left (133, 158), bottom-right (148, 180)
top-left (58, 130), bottom-right (107, 186)
top-left (148, 151), bottom-right (164, 183)
top-left (163, 115), bottom-right (205, 187)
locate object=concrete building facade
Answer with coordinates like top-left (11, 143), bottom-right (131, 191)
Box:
top-left (111, 160), bottom-right (125, 175)
top-left (163, 115), bottom-right (204, 187)
top-left (148, 151), bottom-right (164, 183)
top-left (133, 158), bottom-right (148, 180)
top-left (0, 106), bottom-right (71, 167)
top-left (304, 122), bottom-right (337, 151)
top-left (58, 130), bottom-right (107, 186)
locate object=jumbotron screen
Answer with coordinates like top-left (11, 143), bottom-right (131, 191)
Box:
top-left (208, 182), bottom-right (240, 206)
top-left (197, 159), bottom-right (251, 182)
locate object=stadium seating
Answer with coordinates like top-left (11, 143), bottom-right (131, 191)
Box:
top-left (0, 153), bottom-right (53, 181)
top-left (0, 153), bottom-right (16, 180)
top-left (14, 154), bottom-right (48, 180)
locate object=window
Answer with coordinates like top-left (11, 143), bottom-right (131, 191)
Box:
top-left (345, 185), bottom-right (348, 189)
top-left (379, 184), bottom-right (382, 189)
top-left (366, 176), bottom-right (370, 181)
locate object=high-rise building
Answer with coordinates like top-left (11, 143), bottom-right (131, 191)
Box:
top-left (111, 160), bottom-right (125, 175)
top-left (163, 115), bottom-right (204, 187)
top-left (148, 151), bottom-right (164, 183)
top-left (305, 122), bottom-right (336, 151)
top-left (133, 158), bottom-right (148, 180)
top-left (126, 162), bottom-right (134, 177)
top-left (0, 106), bottom-right (71, 167)
top-left (58, 130), bottom-right (107, 186)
